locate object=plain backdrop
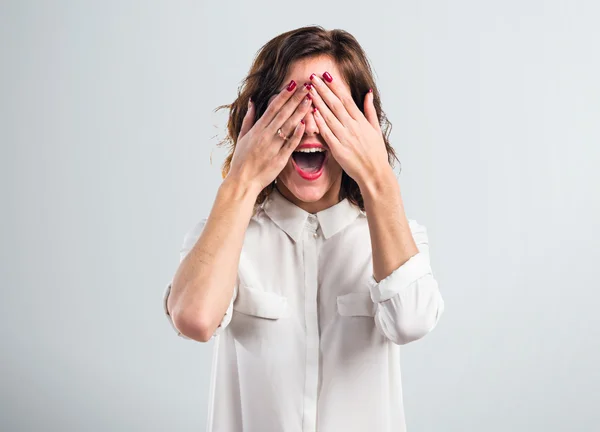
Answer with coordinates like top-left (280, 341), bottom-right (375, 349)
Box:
top-left (2, 1), bottom-right (599, 431)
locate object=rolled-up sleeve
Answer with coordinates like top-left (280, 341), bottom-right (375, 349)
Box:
top-left (368, 220), bottom-right (444, 345)
top-left (164, 217), bottom-right (238, 340)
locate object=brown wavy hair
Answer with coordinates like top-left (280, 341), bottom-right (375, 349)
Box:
top-left (214, 25), bottom-right (400, 215)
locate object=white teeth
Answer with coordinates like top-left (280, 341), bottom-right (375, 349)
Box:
top-left (294, 148), bottom-right (326, 153)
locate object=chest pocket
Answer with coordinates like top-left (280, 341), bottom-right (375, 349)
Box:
top-left (233, 284), bottom-right (289, 319)
top-left (337, 291), bottom-right (376, 317)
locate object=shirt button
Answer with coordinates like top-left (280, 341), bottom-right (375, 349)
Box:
top-left (313, 232), bottom-right (318, 238)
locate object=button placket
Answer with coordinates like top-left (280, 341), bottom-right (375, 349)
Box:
top-left (302, 214), bottom-right (320, 432)
top-left (306, 214), bottom-right (319, 237)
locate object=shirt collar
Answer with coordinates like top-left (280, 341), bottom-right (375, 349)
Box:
top-left (262, 186), bottom-right (364, 243)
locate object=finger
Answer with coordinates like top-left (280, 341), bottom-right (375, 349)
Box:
top-left (279, 93), bottom-right (313, 139)
top-left (309, 72), bottom-right (361, 122)
top-left (305, 81), bottom-right (346, 139)
top-left (363, 89), bottom-right (382, 134)
top-left (279, 119), bottom-right (306, 158)
top-left (312, 106), bottom-right (342, 152)
top-left (238, 98), bottom-right (255, 140)
top-left (266, 83), bottom-right (310, 135)
top-left (254, 79), bottom-right (300, 131)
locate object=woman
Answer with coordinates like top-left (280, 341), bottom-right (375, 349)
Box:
top-left (164, 25), bottom-right (444, 432)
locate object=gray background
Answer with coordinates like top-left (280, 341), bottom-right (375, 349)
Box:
top-left (2, 0), bottom-right (598, 431)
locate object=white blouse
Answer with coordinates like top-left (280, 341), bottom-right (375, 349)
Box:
top-left (164, 187), bottom-right (444, 432)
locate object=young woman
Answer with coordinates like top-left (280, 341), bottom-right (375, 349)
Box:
top-left (164, 25), bottom-right (444, 432)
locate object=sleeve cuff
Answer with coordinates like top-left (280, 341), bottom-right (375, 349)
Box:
top-left (368, 252), bottom-right (433, 303)
top-left (210, 282), bottom-right (238, 339)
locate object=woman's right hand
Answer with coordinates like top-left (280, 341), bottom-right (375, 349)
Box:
top-left (227, 80), bottom-right (313, 194)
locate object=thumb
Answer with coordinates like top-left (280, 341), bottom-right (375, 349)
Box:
top-left (363, 89), bottom-right (381, 134)
top-left (238, 98), bottom-right (255, 139)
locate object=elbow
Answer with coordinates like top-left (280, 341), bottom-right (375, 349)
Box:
top-left (168, 280), bottom-right (219, 342)
top-left (376, 296), bottom-right (444, 345)
top-left (376, 276), bottom-right (444, 345)
top-left (171, 307), bottom-right (215, 343)
top-left (390, 312), bottom-right (439, 345)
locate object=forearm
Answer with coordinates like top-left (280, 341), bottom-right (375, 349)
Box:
top-left (359, 167), bottom-right (443, 344)
top-left (169, 176), bottom-right (260, 341)
top-left (358, 167), bottom-right (418, 283)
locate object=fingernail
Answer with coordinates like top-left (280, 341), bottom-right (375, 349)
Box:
top-left (306, 93), bottom-right (312, 100)
top-left (301, 119), bottom-right (305, 124)
top-left (304, 83), bottom-right (313, 91)
top-left (287, 80), bottom-right (297, 91)
top-left (309, 73), bottom-right (316, 81)
top-left (313, 106), bottom-right (318, 113)
top-left (323, 72), bottom-right (333, 83)
top-left (368, 88), bottom-right (373, 93)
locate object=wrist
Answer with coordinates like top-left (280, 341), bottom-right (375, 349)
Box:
top-left (220, 174), bottom-right (261, 203)
top-left (358, 165), bottom-right (397, 199)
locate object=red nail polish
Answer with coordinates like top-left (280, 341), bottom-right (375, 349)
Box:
top-left (313, 106), bottom-right (318, 113)
top-left (368, 88), bottom-right (373, 93)
top-left (323, 72), bottom-right (333, 83)
top-left (301, 119), bottom-right (305, 124)
top-left (309, 73), bottom-right (316, 81)
top-left (306, 93), bottom-right (312, 100)
top-left (287, 80), bottom-right (296, 91)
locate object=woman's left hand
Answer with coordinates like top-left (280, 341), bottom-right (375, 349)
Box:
top-left (306, 72), bottom-right (390, 186)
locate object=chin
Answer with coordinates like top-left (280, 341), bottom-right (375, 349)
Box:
top-left (287, 186), bottom-right (329, 203)
top-left (276, 176), bottom-right (333, 205)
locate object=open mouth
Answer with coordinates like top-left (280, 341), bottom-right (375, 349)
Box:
top-left (291, 149), bottom-right (327, 174)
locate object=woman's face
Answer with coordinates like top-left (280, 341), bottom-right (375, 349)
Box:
top-left (268, 55), bottom-right (346, 214)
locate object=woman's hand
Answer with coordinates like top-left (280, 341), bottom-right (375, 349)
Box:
top-left (227, 80), bottom-right (313, 194)
top-left (305, 72), bottom-right (390, 186)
